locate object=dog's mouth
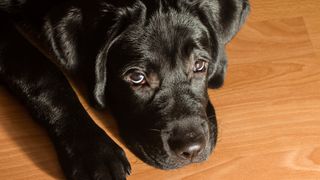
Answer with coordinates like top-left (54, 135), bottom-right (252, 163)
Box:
top-left (117, 109), bottom-right (217, 169)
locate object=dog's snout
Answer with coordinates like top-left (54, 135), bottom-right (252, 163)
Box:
top-left (169, 131), bottom-right (206, 160)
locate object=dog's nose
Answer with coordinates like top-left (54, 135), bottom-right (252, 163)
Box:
top-left (173, 141), bottom-right (203, 160)
top-left (169, 132), bottom-right (206, 160)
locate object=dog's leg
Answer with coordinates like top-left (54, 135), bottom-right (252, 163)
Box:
top-left (0, 18), bottom-right (130, 180)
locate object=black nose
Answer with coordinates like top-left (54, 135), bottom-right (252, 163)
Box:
top-left (169, 132), bottom-right (206, 160)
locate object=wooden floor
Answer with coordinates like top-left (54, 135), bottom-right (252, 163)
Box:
top-left (1, 0), bottom-right (320, 179)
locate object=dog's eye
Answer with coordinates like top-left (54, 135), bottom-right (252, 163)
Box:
top-left (129, 71), bottom-right (146, 85)
top-left (193, 60), bottom-right (206, 73)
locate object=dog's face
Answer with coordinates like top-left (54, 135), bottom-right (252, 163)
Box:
top-left (104, 2), bottom-right (219, 169)
top-left (84, 0), bottom-right (249, 169)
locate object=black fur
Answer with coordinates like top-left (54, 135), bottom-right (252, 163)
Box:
top-left (0, 0), bottom-right (249, 179)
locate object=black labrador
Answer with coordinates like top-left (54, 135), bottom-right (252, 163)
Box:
top-left (0, 0), bottom-right (249, 179)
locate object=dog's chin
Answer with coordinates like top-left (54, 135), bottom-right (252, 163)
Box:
top-left (119, 129), bottom-right (216, 170)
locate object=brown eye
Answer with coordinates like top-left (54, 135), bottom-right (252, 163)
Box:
top-left (193, 60), bottom-right (206, 73)
top-left (129, 71), bottom-right (146, 85)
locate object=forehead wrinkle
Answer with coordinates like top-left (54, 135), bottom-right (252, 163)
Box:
top-left (141, 10), bottom-right (203, 68)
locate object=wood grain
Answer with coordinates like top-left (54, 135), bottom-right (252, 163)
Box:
top-left (1, 0), bottom-right (320, 179)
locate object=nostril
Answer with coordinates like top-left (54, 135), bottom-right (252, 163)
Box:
top-left (182, 151), bottom-right (191, 158)
top-left (179, 144), bottom-right (202, 159)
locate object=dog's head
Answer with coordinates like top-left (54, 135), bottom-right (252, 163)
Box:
top-left (89, 0), bottom-right (249, 169)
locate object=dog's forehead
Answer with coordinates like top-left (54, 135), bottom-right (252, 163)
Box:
top-left (130, 10), bottom-right (209, 68)
top-left (145, 13), bottom-right (198, 53)
top-left (115, 4), bottom-right (211, 77)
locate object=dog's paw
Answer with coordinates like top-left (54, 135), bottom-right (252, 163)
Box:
top-left (55, 127), bottom-right (131, 180)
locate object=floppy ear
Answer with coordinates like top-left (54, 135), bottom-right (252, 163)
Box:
top-left (91, 21), bottom-right (126, 109)
top-left (43, 3), bottom-right (146, 109)
top-left (90, 2), bottom-right (147, 108)
top-left (207, 47), bottom-right (227, 89)
top-left (43, 5), bottom-right (114, 109)
top-left (214, 0), bottom-right (250, 44)
top-left (194, 0), bottom-right (250, 88)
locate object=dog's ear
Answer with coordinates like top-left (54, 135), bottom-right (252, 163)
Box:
top-left (91, 20), bottom-right (127, 108)
top-left (220, 0), bottom-right (250, 44)
top-left (43, 5), bottom-right (112, 109)
top-left (190, 0), bottom-right (249, 88)
top-left (205, 0), bottom-right (250, 44)
top-left (44, 2), bottom-right (146, 108)
top-left (207, 47), bottom-right (228, 89)
top-left (90, 2), bottom-right (147, 108)
top-left (181, 0), bottom-right (249, 43)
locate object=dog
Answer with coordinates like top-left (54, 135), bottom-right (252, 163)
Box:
top-left (0, 0), bottom-right (249, 179)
